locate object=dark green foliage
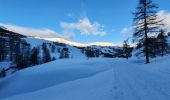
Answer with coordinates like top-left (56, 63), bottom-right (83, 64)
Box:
top-left (85, 47), bottom-right (100, 58)
top-left (16, 41), bottom-right (31, 69)
top-left (59, 48), bottom-right (69, 59)
top-left (42, 43), bottom-right (51, 63)
top-left (30, 47), bottom-right (40, 65)
top-left (0, 68), bottom-right (6, 77)
top-left (0, 27), bottom-right (31, 69)
top-left (123, 39), bottom-right (132, 59)
top-left (135, 30), bottom-right (168, 58)
top-left (156, 30), bottom-right (168, 56)
top-left (51, 44), bottom-right (56, 53)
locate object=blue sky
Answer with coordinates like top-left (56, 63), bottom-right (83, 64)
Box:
top-left (0, 0), bottom-right (170, 44)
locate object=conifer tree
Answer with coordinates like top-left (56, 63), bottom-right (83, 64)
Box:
top-left (156, 30), bottom-right (168, 56)
top-left (133, 0), bottom-right (163, 63)
top-left (30, 47), bottom-right (39, 65)
top-left (123, 39), bottom-right (131, 59)
top-left (42, 43), bottom-right (51, 63)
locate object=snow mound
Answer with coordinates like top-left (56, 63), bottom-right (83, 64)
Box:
top-left (1, 56), bottom-right (170, 100)
top-left (0, 59), bottom-right (113, 99)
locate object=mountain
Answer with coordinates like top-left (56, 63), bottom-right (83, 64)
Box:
top-left (24, 37), bottom-right (130, 61)
top-left (33, 37), bottom-right (115, 47)
top-left (0, 27), bottom-right (132, 76)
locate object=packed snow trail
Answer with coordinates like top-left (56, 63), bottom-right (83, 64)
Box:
top-left (111, 60), bottom-right (170, 100)
top-left (1, 57), bottom-right (170, 100)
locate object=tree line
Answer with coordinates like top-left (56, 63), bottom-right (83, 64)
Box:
top-left (123, 0), bottom-right (169, 64)
top-left (0, 27), bottom-right (70, 77)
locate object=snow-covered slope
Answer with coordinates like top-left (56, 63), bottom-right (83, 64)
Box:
top-left (0, 37), bottom-right (126, 75)
top-left (24, 37), bottom-right (86, 59)
top-left (23, 37), bottom-right (126, 60)
top-left (24, 38), bottom-right (51, 48)
top-left (1, 56), bottom-right (170, 100)
top-left (0, 62), bottom-right (12, 70)
top-left (0, 58), bottom-right (113, 99)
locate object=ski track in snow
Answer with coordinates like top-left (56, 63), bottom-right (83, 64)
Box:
top-left (1, 57), bottom-right (170, 100)
top-left (110, 60), bottom-right (170, 100)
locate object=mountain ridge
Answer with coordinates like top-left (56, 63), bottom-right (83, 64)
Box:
top-left (27, 36), bottom-right (116, 47)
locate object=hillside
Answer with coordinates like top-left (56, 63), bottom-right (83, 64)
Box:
top-left (23, 37), bottom-right (129, 60)
top-left (0, 27), bottom-right (130, 77)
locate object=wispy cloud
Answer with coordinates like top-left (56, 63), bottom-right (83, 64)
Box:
top-left (121, 10), bottom-right (170, 39)
top-left (157, 10), bottom-right (170, 31)
top-left (121, 27), bottom-right (133, 38)
top-left (66, 13), bottom-right (75, 18)
top-left (0, 23), bottom-right (74, 39)
top-left (60, 17), bottom-right (106, 36)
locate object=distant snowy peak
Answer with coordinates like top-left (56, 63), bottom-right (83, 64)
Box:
top-left (31, 37), bottom-right (115, 47)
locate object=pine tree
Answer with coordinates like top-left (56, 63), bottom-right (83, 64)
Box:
top-left (0, 29), bottom-right (4, 61)
top-left (156, 30), bottom-right (168, 56)
top-left (59, 48), bottom-right (69, 59)
top-left (51, 44), bottom-right (56, 53)
top-left (0, 68), bottom-right (6, 77)
top-left (30, 47), bottom-right (39, 65)
top-left (42, 43), bottom-right (51, 63)
top-left (123, 39), bottom-right (131, 59)
top-left (133, 0), bottom-right (163, 63)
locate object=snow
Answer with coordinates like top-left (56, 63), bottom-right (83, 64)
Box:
top-left (42, 37), bottom-right (114, 47)
top-left (68, 45), bottom-right (86, 58)
top-left (20, 37), bottom-right (129, 63)
top-left (1, 56), bottom-right (170, 100)
top-left (0, 58), bottom-right (112, 99)
top-left (0, 62), bottom-right (12, 70)
top-left (22, 37), bottom-right (86, 62)
top-left (24, 37), bottom-right (51, 48)
top-left (168, 36), bottom-right (170, 43)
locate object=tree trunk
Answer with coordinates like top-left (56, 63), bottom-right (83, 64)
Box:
top-left (161, 43), bottom-right (164, 56)
top-left (144, 1), bottom-right (150, 64)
